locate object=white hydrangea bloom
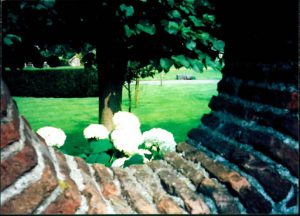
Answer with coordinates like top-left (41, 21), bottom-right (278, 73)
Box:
top-left (142, 128), bottom-right (176, 153)
top-left (112, 111), bottom-right (140, 130)
top-left (83, 124), bottom-right (109, 140)
top-left (111, 157), bottom-right (128, 167)
top-left (111, 129), bottom-right (144, 156)
top-left (37, 126), bottom-right (66, 148)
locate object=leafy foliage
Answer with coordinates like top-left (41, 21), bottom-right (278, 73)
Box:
top-left (123, 154), bottom-right (144, 167)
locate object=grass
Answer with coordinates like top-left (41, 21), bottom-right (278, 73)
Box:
top-left (14, 82), bottom-right (218, 156)
top-left (142, 66), bottom-right (222, 81)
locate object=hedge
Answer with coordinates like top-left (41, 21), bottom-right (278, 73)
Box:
top-left (2, 66), bottom-right (99, 97)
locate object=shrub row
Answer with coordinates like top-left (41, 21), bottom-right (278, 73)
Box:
top-left (2, 66), bottom-right (99, 97)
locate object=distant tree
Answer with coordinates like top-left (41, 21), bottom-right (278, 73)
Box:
top-left (3, 0), bottom-right (224, 130)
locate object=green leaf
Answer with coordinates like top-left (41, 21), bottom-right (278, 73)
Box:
top-left (77, 153), bottom-right (87, 159)
top-left (124, 25), bottom-right (135, 38)
top-left (189, 59), bottom-right (204, 73)
top-left (94, 152), bottom-right (111, 166)
top-left (212, 40), bottom-right (225, 52)
top-left (86, 153), bottom-right (98, 163)
top-left (160, 58), bottom-right (173, 71)
top-left (165, 21), bottom-right (179, 34)
top-left (120, 4), bottom-right (134, 17)
top-left (203, 14), bottom-right (215, 22)
top-left (90, 139), bottom-right (113, 153)
top-left (123, 154), bottom-right (144, 167)
top-left (168, 10), bottom-right (181, 19)
top-left (185, 40), bottom-right (196, 50)
top-left (167, 0), bottom-right (175, 7)
top-left (3, 34), bottom-right (22, 46)
top-left (189, 15), bottom-right (204, 27)
top-left (171, 55), bottom-right (190, 68)
top-left (136, 20), bottom-right (156, 35)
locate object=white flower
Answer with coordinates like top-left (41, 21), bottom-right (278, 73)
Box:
top-left (83, 124), bottom-right (109, 140)
top-left (111, 157), bottom-right (128, 167)
top-left (111, 129), bottom-right (144, 156)
top-left (112, 111), bottom-right (140, 130)
top-left (142, 128), bottom-right (176, 153)
top-left (37, 126), bottom-right (66, 148)
top-left (136, 149), bottom-right (151, 156)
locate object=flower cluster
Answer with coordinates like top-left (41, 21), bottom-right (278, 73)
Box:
top-left (37, 126), bottom-right (66, 148)
top-left (82, 111), bottom-right (177, 168)
top-left (143, 128), bottom-right (177, 153)
top-left (83, 124), bottom-right (109, 140)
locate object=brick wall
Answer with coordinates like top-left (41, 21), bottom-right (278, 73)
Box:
top-left (1, 0), bottom-right (298, 214)
top-left (188, 0), bottom-right (299, 212)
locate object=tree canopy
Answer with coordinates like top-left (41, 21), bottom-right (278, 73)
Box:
top-left (3, 0), bottom-right (223, 72)
top-left (3, 0), bottom-right (224, 129)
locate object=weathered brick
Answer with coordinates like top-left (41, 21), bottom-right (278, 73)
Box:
top-left (131, 164), bottom-right (185, 214)
top-left (164, 152), bottom-right (240, 214)
top-left (208, 95), bottom-right (299, 140)
top-left (1, 105), bottom-right (20, 149)
top-left (204, 116), bottom-right (299, 177)
top-left (1, 140), bottom-right (37, 190)
top-left (238, 85), bottom-right (297, 110)
top-left (0, 92), bottom-right (8, 119)
top-left (286, 187), bottom-right (298, 208)
top-left (0, 159), bottom-right (58, 214)
top-left (42, 150), bottom-right (81, 214)
top-left (93, 164), bottom-right (117, 198)
top-left (42, 178), bottom-right (81, 214)
top-left (75, 157), bottom-right (91, 175)
top-left (113, 167), bottom-right (157, 214)
top-left (93, 164), bottom-right (134, 214)
top-left (177, 143), bottom-right (272, 213)
top-left (148, 160), bottom-right (210, 214)
top-left (0, 79), bottom-right (11, 119)
top-left (76, 162), bottom-right (108, 214)
top-left (201, 113), bottom-right (221, 130)
top-left (156, 196), bottom-right (185, 214)
top-left (164, 152), bottom-right (205, 186)
top-left (238, 129), bottom-right (299, 177)
top-left (188, 127), bottom-right (292, 202)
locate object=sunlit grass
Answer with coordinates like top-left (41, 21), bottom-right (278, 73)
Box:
top-left (14, 82), bottom-right (218, 156)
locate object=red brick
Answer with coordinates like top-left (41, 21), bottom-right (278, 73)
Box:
top-left (164, 152), bottom-right (240, 214)
top-left (0, 159), bottom-right (58, 214)
top-left (148, 160), bottom-right (210, 214)
top-left (188, 127), bottom-right (292, 202)
top-left (287, 91), bottom-right (298, 111)
top-left (43, 150), bottom-right (81, 214)
top-left (75, 157), bottom-right (91, 175)
top-left (43, 179), bottom-right (81, 214)
top-left (157, 196), bottom-right (184, 214)
top-left (177, 143), bottom-right (272, 213)
top-left (1, 140), bottom-right (37, 190)
top-left (0, 79), bottom-right (11, 119)
top-left (131, 165), bottom-right (185, 214)
top-left (113, 167), bottom-right (157, 214)
top-left (1, 105), bottom-right (20, 149)
top-left (76, 161), bottom-right (107, 214)
top-left (93, 164), bottom-right (118, 198)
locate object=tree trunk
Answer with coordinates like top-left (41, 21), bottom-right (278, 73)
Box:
top-left (97, 49), bottom-right (127, 131)
top-left (135, 77), bottom-right (140, 108)
top-left (160, 73), bottom-right (163, 86)
top-left (127, 81), bottom-right (132, 112)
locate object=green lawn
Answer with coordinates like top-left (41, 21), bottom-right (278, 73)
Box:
top-left (14, 83), bottom-right (218, 156)
top-left (142, 66), bottom-right (222, 81)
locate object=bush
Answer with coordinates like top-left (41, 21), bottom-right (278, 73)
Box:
top-left (2, 66), bottom-right (99, 97)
